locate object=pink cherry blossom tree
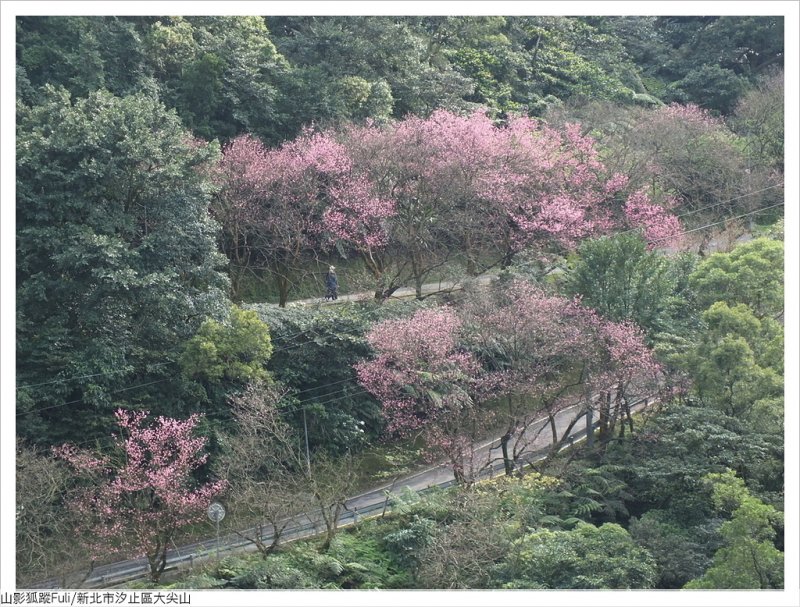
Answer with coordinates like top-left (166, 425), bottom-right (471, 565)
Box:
top-left (341, 110), bottom-right (683, 300)
top-left (593, 319), bottom-right (662, 444)
top-left (342, 112), bottom-right (490, 299)
top-left (214, 130), bottom-right (390, 305)
top-left (461, 280), bottom-right (663, 468)
top-left (619, 102), bottom-right (772, 250)
top-left (53, 409), bottom-right (226, 583)
top-left (215, 111), bottom-right (683, 305)
top-left (623, 189), bottom-right (682, 247)
top-left (355, 307), bottom-right (491, 484)
top-left (546, 101), bottom-right (762, 240)
top-left (358, 280), bottom-right (664, 477)
top-left (211, 134), bottom-right (270, 298)
top-left (461, 281), bottom-right (604, 471)
top-left (478, 117), bottom-right (685, 262)
top-left (478, 119), bottom-right (612, 259)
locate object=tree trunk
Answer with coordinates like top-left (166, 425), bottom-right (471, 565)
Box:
top-left (362, 249), bottom-right (389, 301)
top-left (148, 539), bottom-right (169, 583)
top-left (531, 34), bottom-right (541, 71)
top-left (598, 392), bottom-right (611, 444)
top-left (586, 406), bottom-right (594, 448)
top-left (466, 256), bottom-right (477, 276)
top-left (243, 521), bottom-right (283, 559)
top-left (500, 431), bottom-right (514, 476)
top-left (537, 409), bottom-right (584, 468)
top-left (277, 274), bottom-right (289, 308)
top-left (501, 244), bottom-right (516, 269)
top-left (319, 503), bottom-right (341, 551)
top-left (545, 412), bottom-right (556, 448)
top-left (412, 254), bottom-right (424, 300)
top-left (618, 392), bottom-right (634, 438)
top-left (465, 235), bottom-right (478, 276)
top-left (452, 462), bottom-right (467, 485)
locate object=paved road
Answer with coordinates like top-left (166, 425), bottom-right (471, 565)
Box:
top-left (38, 394), bottom-right (653, 589)
top-left (281, 274), bottom-right (497, 307)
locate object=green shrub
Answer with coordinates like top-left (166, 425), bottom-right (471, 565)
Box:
top-left (168, 573), bottom-right (227, 589)
top-left (227, 557), bottom-right (319, 589)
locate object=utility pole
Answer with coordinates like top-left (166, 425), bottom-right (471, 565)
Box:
top-left (303, 406), bottom-right (311, 474)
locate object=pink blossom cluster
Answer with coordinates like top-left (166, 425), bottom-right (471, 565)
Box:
top-left (475, 116), bottom-right (619, 250)
top-left (358, 280), bottom-right (663, 442)
top-left (599, 320), bottom-right (662, 385)
top-left (658, 102), bottom-right (722, 128)
top-left (217, 131), bottom-right (393, 254)
top-left (324, 176), bottom-right (395, 249)
top-left (604, 172), bottom-right (630, 194)
top-left (214, 109), bottom-right (687, 280)
top-left (356, 307), bottom-right (481, 436)
top-left (54, 409), bottom-right (225, 562)
top-left (623, 189), bottom-right (683, 247)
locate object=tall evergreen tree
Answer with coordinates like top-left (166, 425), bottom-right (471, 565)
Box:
top-left (16, 87), bottom-right (229, 444)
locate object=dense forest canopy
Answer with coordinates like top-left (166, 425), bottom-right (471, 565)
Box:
top-left (12, 12), bottom-right (788, 593)
top-left (16, 15), bottom-right (784, 142)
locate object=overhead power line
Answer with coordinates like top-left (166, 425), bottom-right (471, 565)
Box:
top-left (16, 378), bottom-right (172, 417)
top-left (617, 182), bottom-right (784, 237)
top-left (670, 183), bottom-right (783, 221)
top-left (16, 362), bottom-right (174, 391)
top-left (649, 201), bottom-right (785, 245)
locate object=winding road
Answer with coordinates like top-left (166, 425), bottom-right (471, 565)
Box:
top-left (30, 274), bottom-right (658, 589)
top-left (36, 393), bottom-right (653, 589)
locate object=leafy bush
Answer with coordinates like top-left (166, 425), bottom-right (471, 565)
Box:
top-left (381, 515), bottom-right (436, 568)
top-left (165, 573), bottom-right (227, 589)
top-left (179, 305), bottom-right (273, 384)
top-left (227, 557), bottom-right (318, 589)
top-left (629, 510), bottom-right (715, 588)
top-left (498, 522), bottom-right (657, 589)
top-left (326, 530), bottom-right (400, 588)
top-left (213, 555), bottom-right (254, 580)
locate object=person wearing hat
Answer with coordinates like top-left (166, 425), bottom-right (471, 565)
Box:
top-left (325, 265), bottom-right (339, 301)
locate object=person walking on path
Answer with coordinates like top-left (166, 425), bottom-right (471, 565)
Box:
top-left (325, 266), bottom-right (339, 301)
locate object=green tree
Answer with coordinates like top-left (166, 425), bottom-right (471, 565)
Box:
top-left (496, 16), bottom-right (643, 113)
top-left (567, 233), bottom-right (677, 337)
top-left (604, 401), bottom-right (783, 524)
top-left (731, 69), bottom-right (784, 169)
top-left (689, 237), bottom-right (784, 320)
top-left (667, 64), bottom-right (746, 115)
top-left (144, 16), bottom-right (288, 142)
top-left (691, 302), bottom-right (782, 419)
top-left (268, 16), bottom-right (474, 135)
top-left (685, 470), bottom-right (783, 589)
top-left (249, 302), bottom-right (400, 454)
top-left (180, 306), bottom-right (273, 384)
top-left (17, 16), bottom-right (288, 143)
top-left (16, 87), bottom-right (229, 445)
top-left (499, 522), bottom-right (657, 589)
top-left (654, 16), bottom-right (783, 114)
top-left (16, 16), bottom-right (148, 101)
top-left (628, 510), bottom-right (714, 588)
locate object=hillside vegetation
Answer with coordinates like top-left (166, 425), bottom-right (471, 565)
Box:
top-left (15, 15), bottom-right (784, 590)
